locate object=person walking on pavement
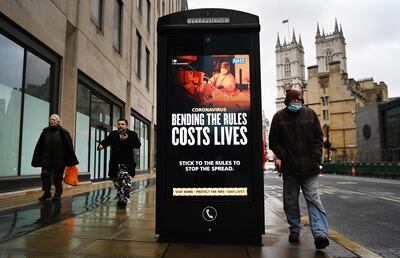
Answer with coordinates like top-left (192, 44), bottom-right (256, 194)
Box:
top-left (97, 118), bottom-right (141, 208)
top-left (32, 114), bottom-right (79, 202)
top-left (269, 89), bottom-right (330, 249)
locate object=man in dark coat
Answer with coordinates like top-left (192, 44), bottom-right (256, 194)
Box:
top-left (269, 89), bottom-right (329, 249)
top-left (32, 114), bottom-right (79, 202)
top-left (97, 118), bottom-right (141, 207)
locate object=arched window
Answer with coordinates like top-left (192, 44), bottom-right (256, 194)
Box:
top-left (284, 58), bottom-right (291, 77)
top-left (325, 50), bottom-right (333, 71)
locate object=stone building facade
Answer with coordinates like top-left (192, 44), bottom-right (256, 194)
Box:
top-left (0, 0), bottom-right (188, 192)
top-left (275, 20), bottom-right (388, 162)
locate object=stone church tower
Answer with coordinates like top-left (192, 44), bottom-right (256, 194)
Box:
top-left (275, 30), bottom-right (305, 111)
top-left (274, 19), bottom-right (388, 162)
top-left (315, 19), bottom-right (347, 74)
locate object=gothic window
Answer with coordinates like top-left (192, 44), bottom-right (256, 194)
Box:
top-left (377, 93), bottom-right (382, 102)
top-left (323, 110), bottom-right (329, 120)
top-left (284, 58), bottom-right (291, 77)
top-left (321, 96), bottom-right (329, 106)
top-left (325, 50), bottom-right (333, 71)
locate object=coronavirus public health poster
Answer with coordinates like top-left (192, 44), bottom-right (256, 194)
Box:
top-left (166, 54), bottom-right (253, 200)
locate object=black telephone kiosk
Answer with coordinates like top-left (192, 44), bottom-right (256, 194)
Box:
top-left (156, 9), bottom-right (264, 245)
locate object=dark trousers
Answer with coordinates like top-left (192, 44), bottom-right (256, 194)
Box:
top-left (113, 170), bottom-right (131, 202)
top-left (41, 167), bottom-right (64, 195)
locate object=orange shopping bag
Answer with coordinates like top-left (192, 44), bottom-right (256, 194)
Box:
top-left (63, 166), bottom-right (79, 186)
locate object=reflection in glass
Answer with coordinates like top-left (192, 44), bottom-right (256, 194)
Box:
top-left (90, 126), bottom-right (96, 179)
top-left (90, 0), bottom-right (103, 29)
top-left (76, 84), bottom-right (91, 173)
top-left (384, 106), bottom-right (400, 148)
top-left (90, 126), bottom-right (107, 180)
top-left (21, 51), bottom-right (51, 175)
top-left (77, 83), bottom-right (90, 115)
top-left (140, 122), bottom-right (145, 169)
top-left (76, 112), bottom-right (90, 173)
top-left (0, 34), bottom-right (24, 176)
top-left (130, 115), bottom-right (149, 171)
top-left (91, 94), bottom-right (111, 125)
top-left (113, 0), bottom-right (122, 52)
top-left (113, 105), bottom-right (121, 130)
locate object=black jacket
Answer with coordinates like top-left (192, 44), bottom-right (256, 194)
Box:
top-left (269, 107), bottom-right (323, 175)
top-left (31, 126), bottom-right (79, 168)
top-left (99, 129), bottom-right (141, 178)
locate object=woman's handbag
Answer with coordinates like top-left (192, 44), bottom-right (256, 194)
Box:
top-left (63, 166), bottom-right (79, 186)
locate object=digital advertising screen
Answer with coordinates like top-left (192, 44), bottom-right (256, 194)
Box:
top-left (166, 54), bottom-right (253, 200)
top-left (157, 9), bottom-right (264, 243)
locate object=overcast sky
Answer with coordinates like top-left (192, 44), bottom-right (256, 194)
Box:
top-left (188, 0), bottom-right (400, 121)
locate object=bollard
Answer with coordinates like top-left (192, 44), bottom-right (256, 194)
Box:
top-left (351, 163), bottom-right (357, 176)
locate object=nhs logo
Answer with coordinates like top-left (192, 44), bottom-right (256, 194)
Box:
top-left (232, 58), bottom-right (246, 64)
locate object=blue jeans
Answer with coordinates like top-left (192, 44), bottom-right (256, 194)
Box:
top-left (282, 174), bottom-right (328, 238)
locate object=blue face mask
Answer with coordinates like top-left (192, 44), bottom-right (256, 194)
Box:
top-left (288, 103), bottom-right (303, 112)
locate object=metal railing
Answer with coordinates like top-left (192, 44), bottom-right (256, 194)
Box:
top-left (325, 148), bottom-right (400, 164)
top-left (356, 148), bottom-right (400, 163)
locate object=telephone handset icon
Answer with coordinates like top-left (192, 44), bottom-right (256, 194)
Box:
top-left (206, 209), bottom-right (214, 219)
top-left (202, 206), bottom-right (217, 222)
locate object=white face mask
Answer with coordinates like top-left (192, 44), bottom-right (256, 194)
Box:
top-left (220, 68), bottom-right (229, 74)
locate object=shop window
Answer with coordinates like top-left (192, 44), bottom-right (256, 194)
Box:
top-left (91, 94), bottom-right (111, 125)
top-left (75, 77), bottom-right (122, 175)
top-left (20, 52), bottom-right (51, 175)
top-left (75, 83), bottom-right (91, 173)
top-left (113, 104), bottom-right (121, 130)
top-left (130, 114), bottom-right (149, 171)
top-left (0, 15), bottom-right (60, 190)
top-left (0, 34), bottom-right (24, 176)
top-left (0, 33), bottom-right (56, 177)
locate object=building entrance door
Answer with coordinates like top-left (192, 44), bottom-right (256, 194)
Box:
top-left (90, 124), bottom-right (110, 181)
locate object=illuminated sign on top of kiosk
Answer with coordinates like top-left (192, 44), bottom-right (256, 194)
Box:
top-left (187, 17), bottom-right (230, 24)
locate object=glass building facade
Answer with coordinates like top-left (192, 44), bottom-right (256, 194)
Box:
top-left (75, 73), bottom-right (123, 181)
top-left (383, 105), bottom-right (400, 149)
top-left (0, 22), bottom-right (59, 181)
top-left (131, 114), bottom-right (150, 172)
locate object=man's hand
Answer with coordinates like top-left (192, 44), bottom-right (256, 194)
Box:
top-left (119, 134), bottom-right (128, 141)
top-left (274, 159), bottom-right (282, 171)
top-left (97, 144), bottom-right (104, 151)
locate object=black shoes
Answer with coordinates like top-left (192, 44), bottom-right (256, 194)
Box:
top-left (288, 232), bottom-right (300, 243)
top-left (38, 192), bottom-right (51, 201)
top-left (289, 232), bottom-right (329, 249)
top-left (39, 192), bottom-right (62, 201)
top-left (52, 194), bottom-right (61, 202)
top-left (314, 235), bottom-right (330, 249)
top-left (117, 200), bottom-right (127, 208)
